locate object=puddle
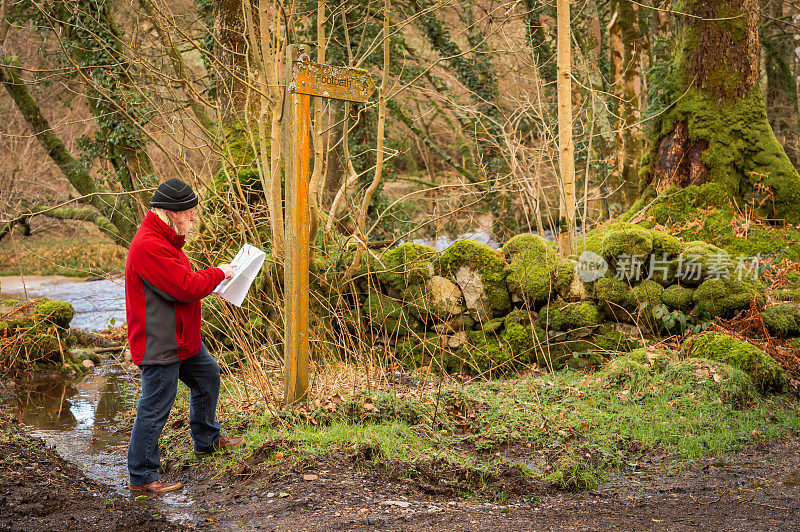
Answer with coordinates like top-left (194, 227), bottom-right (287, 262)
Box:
top-left (1, 363), bottom-right (198, 525)
top-left (0, 276), bottom-right (126, 331)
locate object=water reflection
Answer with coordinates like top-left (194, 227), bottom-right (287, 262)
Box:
top-left (7, 365), bottom-right (137, 489)
top-left (11, 379), bottom-right (79, 430)
top-left (3, 364), bottom-right (198, 524)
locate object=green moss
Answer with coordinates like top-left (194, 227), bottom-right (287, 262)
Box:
top-left (692, 277), bottom-right (765, 318)
top-left (362, 292), bottom-right (420, 336)
top-left (594, 277), bottom-right (630, 320)
top-left (600, 350), bottom-right (756, 408)
top-left (650, 228), bottom-right (683, 258)
top-left (679, 241), bottom-right (732, 285)
top-left (634, 184), bottom-right (800, 260)
top-left (662, 358), bottom-right (755, 408)
top-left (33, 298), bottom-right (75, 328)
top-left (502, 234), bottom-right (571, 304)
top-left (600, 356), bottom-right (652, 392)
top-left (762, 303), bottom-right (800, 338)
top-left (774, 289), bottom-right (800, 303)
top-left (459, 330), bottom-right (515, 375)
top-left (661, 285), bottom-right (695, 312)
top-left (627, 347), bottom-right (672, 373)
top-left (437, 239), bottom-right (510, 317)
top-left (626, 280), bottom-right (664, 310)
top-left (643, 184), bottom-right (727, 225)
top-left (688, 331), bottom-right (787, 393)
top-left (543, 299), bottom-right (602, 332)
top-left (481, 317), bottom-right (504, 333)
top-left (600, 222), bottom-right (654, 261)
top-left (625, 280), bottom-right (664, 327)
top-left (499, 310), bottom-right (545, 366)
top-left (378, 243), bottom-right (439, 292)
top-left (643, 84), bottom-right (800, 223)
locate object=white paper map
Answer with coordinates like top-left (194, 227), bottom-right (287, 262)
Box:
top-left (213, 243), bottom-right (266, 307)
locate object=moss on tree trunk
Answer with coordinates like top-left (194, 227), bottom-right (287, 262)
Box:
top-left (640, 0), bottom-right (800, 223)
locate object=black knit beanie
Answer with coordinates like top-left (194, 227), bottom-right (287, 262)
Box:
top-left (149, 178), bottom-right (199, 211)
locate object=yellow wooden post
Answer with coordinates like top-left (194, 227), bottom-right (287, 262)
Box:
top-left (283, 44), bottom-right (312, 405)
top-left (281, 47), bottom-right (375, 406)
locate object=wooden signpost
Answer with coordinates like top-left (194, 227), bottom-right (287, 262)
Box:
top-left (282, 45), bottom-right (375, 405)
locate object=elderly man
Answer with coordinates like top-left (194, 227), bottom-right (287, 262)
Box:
top-left (125, 178), bottom-right (243, 494)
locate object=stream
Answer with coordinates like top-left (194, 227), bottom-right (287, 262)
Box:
top-left (0, 275), bottom-right (126, 331)
top-left (1, 363), bottom-right (199, 526)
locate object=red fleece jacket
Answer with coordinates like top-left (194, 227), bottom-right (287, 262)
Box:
top-left (125, 211), bottom-right (225, 365)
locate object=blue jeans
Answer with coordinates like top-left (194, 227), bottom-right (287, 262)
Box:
top-left (127, 344), bottom-right (221, 486)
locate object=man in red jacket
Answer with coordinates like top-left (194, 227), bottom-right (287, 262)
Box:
top-left (125, 178), bottom-right (243, 494)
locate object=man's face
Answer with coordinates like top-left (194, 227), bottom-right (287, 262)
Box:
top-left (167, 207), bottom-right (196, 236)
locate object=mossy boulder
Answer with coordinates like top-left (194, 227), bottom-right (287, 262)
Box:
top-left (594, 277), bottom-right (630, 321)
top-left (661, 285), bottom-right (695, 312)
top-left (688, 331), bottom-right (787, 392)
top-left (403, 276), bottom-right (465, 322)
top-left (437, 239), bottom-right (510, 321)
top-left (377, 243), bottom-right (439, 292)
top-left (599, 222), bottom-right (654, 260)
top-left (500, 310), bottom-right (546, 365)
top-left (626, 280), bottom-right (664, 324)
top-left (679, 241), bottom-right (732, 285)
top-left (542, 299), bottom-right (602, 333)
top-left (762, 303), bottom-right (800, 338)
top-left (692, 277), bottom-right (765, 318)
top-left (33, 298), bottom-right (75, 329)
top-left (362, 292), bottom-right (422, 336)
top-left (600, 350), bottom-right (756, 407)
top-left (650, 229), bottom-right (683, 258)
top-left (503, 234), bottom-right (572, 305)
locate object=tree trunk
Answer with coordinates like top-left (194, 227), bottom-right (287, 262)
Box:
top-left (581, 0), bottom-right (614, 218)
top-left (556, 0), bottom-right (575, 256)
top-left (609, 0), bottom-right (646, 210)
top-left (642, 0), bottom-right (800, 223)
top-left (215, 0), bottom-right (257, 124)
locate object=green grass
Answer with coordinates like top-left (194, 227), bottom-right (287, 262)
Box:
top-left (153, 351), bottom-right (800, 492)
top-left (0, 233), bottom-right (126, 277)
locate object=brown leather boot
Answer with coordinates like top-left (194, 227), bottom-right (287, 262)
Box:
top-left (130, 478), bottom-right (182, 494)
top-left (195, 435), bottom-right (245, 457)
top-left (215, 435), bottom-right (245, 452)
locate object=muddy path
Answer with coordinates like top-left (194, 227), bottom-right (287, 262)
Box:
top-left (2, 364), bottom-right (800, 531)
top-left (173, 435), bottom-right (800, 531)
top-left (0, 406), bottom-right (181, 531)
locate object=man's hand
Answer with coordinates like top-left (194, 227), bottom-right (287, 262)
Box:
top-left (218, 264), bottom-right (235, 279)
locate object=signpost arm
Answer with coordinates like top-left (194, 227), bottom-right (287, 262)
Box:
top-left (282, 44), bottom-right (311, 405)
